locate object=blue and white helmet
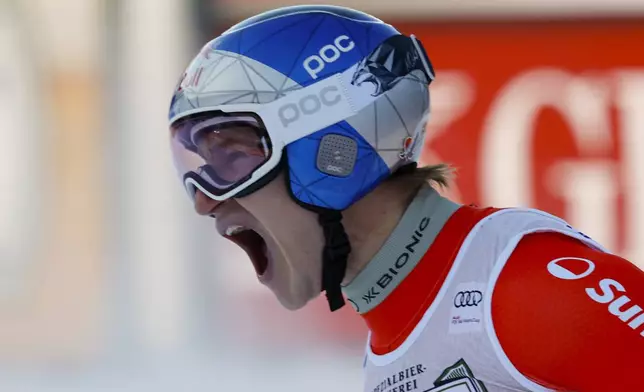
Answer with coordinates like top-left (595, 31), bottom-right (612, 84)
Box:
top-left (168, 5), bottom-right (435, 310)
top-left (169, 5), bottom-right (434, 211)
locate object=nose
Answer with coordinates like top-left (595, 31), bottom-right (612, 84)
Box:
top-left (194, 189), bottom-right (222, 216)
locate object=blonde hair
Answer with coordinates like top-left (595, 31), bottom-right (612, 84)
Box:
top-left (390, 163), bottom-right (455, 189)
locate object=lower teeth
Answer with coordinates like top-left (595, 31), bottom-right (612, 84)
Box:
top-left (226, 226), bottom-right (246, 236)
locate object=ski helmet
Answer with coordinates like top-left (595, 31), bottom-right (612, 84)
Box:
top-left (169, 5), bottom-right (435, 310)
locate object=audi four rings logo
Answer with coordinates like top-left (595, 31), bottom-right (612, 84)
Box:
top-left (454, 290), bottom-right (483, 308)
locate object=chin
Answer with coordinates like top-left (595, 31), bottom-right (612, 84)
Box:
top-left (277, 298), bottom-right (307, 311)
top-left (274, 287), bottom-right (318, 311)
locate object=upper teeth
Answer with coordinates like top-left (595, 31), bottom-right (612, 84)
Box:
top-left (225, 225), bottom-right (246, 236)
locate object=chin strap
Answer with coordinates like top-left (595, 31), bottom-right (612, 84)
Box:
top-left (318, 210), bottom-right (351, 312)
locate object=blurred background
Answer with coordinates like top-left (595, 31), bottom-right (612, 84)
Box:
top-left (1, 0), bottom-right (643, 390)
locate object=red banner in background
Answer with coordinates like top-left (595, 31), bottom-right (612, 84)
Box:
top-left (400, 19), bottom-right (644, 267)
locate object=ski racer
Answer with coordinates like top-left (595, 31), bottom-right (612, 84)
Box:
top-left (167, 5), bottom-right (644, 391)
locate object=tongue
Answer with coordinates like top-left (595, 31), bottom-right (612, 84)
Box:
top-left (225, 230), bottom-right (268, 276)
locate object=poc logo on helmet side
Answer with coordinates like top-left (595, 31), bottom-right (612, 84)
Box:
top-left (325, 165), bottom-right (344, 174)
top-left (278, 86), bottom-right (342, 127)
top-left (303, 35), bottom-right (355, 80)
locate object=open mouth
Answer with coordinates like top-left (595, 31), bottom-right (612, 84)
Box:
top-left (224, 226), bottom-right (269, 276)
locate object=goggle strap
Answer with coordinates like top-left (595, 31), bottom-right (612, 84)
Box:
top-left (410, 34), bottom-right (435, 82)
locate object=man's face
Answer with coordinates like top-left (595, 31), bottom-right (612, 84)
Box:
top-left (194, 172), bottom-right (324, 310)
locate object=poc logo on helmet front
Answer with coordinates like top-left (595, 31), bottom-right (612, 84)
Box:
top-left (278, 86), bottom-right (342, 127)
top-left (303, 35), bottom-right (355, 80)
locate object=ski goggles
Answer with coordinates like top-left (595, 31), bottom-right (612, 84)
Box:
top-left (170, 35), bottom-right (434, 201)
top-left (170, 113), bottom-right (272, 199)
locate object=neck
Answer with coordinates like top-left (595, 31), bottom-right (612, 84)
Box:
top-left (341, 177), bottom-right (424, 285)
top-left (340, 184), bottom-right (484, 355)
